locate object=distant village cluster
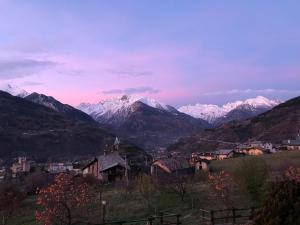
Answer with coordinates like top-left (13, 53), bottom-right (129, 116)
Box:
top-left (1, 135), bottom-right (300, 184)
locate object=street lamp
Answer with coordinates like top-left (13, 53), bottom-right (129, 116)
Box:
top-left (102, 200), bottom-right (107, 224)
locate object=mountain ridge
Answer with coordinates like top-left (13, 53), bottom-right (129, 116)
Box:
top-left (78, 94), bottom-right (210, 151)
top-left (169, 95), bottom-right (300, 153)
top-left (178, 96), bottom-right (281, 125)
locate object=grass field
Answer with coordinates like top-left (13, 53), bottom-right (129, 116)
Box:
top-left (210, 150), bottom-right (300, 173)
top-left (5, 150), bottom-right (300, 225)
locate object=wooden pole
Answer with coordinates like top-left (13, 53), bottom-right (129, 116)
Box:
top-left (148, 217), bottom-right (154, 225)
top-left (232, 208), bottom-right (236, 224)
top-left (159, 212), bottom-right (164, 225)
top-left (210, 210), bottom-right (214, 225)
top-left (176, 214), bottom-right (180, 225)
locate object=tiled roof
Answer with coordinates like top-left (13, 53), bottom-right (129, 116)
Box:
top-left (153, 158), bottom-right (191, 172)
top-left (97, 153), bottom-right (129, 172)
top-left (215, 149), bottom-right (233, 155)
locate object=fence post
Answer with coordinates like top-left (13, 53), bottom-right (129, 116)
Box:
top-left (232, 208), bottom-right (236, 224)
top-left (148, 217), bottom-right (154, 225)
top-left (250, 207), bottom-right (255, 219)
top-left (210, 210), bottom-right (214, 225)
top-left (176, 214), bottom-right (180, 225)
top-left (202, 210), bottom-right (204, 221)
top-left (159, 212), bottom-right (164, 225)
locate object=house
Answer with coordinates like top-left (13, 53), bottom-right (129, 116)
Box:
top-left (191, 152), bottom-right (215, 161)
top-left (236, 141), bottom-right (273, 155)
top-left (11, 156), bottom-right (31, 177)
top-left (82, 152), bottom-right (129, 182)
top-left (151, 157), bottom-right (194, 176)
top-left (214, 149), bottom-right (234, 160)
top-left (0, 167), bottom-right (6, 180)
top-left (47, 162), bottom-right (73, 174)
top-left (282, 135), bottom-right (300, 150)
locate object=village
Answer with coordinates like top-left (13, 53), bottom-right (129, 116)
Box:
top-left (1, 134), bottom-right (300, 184)
top-left (0, 135), bottom-right (299, 225)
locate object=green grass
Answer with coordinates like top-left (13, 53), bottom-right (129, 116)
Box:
top-left (210, 150), bottom-right (300, 173)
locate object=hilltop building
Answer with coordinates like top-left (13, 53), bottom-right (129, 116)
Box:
top-left (11, 156), bottom-right (31, 177)
top-left (47, 162), bottom-right (74, 174)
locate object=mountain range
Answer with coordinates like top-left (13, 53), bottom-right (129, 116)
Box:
top-left (0, 84), bottom-right (285, 153)
top-left (178, 96), bottom-right (281, 126)
top-left (78, 95), bottom-right (209, 151)
top-left (169, 95), bottom-right (300, 154)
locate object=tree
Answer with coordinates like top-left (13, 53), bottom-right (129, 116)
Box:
top-left (254, 167), bottom-right (300, 225)
top-left (158, 173), bottom-right (193, 202)
top-left (208, 171), bottom-right (234, 208)
top-left (0, 182), bottom-right (26, 225)
top-left (137, 175), bottom-right (156, 210)
top-left (233, 158), bottom-right (268, 204)
top-left (36, 173), bottom-right (96, 225)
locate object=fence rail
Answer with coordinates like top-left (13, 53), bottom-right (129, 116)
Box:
top-left (199, 207), bottom-right (258, 225)
top-left (94, 213), bottom-right (181, 225)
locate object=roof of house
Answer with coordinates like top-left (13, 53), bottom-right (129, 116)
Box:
top-left (97, 153), bottom-right (129, 172)
top-left (282, 139), bottom-right (300, 146)
top-left (152, 158), bottom-right (191, 172)
top-left (214, 149), bottom-right (233, 155)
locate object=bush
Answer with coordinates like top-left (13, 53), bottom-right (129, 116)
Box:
top-left (254, 180), bottom-right (300, 225)
top-left (233, 158), bottom-right (268, 204)
top-left (254, 167), bottom-right (300, 225)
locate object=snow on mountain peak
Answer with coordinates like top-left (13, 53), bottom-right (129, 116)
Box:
top-left (77, 94), bottom-right (169, 117)
top-left (178, 96), bottom-right (281, 123)
top-left (0, 83), bottom-right (30, 97)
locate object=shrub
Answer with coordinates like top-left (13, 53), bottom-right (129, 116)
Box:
top-left (233, 158), bottom-right (268, 204)
top-left (254, 167), bottom-right (300, 225)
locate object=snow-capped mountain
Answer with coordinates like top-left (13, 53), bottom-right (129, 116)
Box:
top-left (78, 95), bottom-right (177, 124)
top-left (77, 94), bottom-right (209, 151)
top-left (0, 84), bottom-right (29, 97)
top-left (178, 96), bottom-right (281, 125)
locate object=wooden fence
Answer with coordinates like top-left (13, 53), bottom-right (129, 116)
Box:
top-left (199, 207), bottom-right (257, 225)
top-left (94, 213), bottom-right (181, 225)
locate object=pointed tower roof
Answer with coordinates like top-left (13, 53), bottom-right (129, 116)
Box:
top-left (114, 137), bottom-right (120, 146)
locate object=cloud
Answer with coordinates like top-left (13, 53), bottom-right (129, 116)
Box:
top-left (21, 81), bottom-right (43, 86)
top-left (0, 59), bottom-right (57, 80)
top-left (204, 89), bottom-right (300, 96)
top-left (106, 67), bottom-right (153, 78)
top-left (103, 86), bottom-right (160, 95)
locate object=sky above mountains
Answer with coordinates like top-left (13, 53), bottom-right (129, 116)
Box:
top-left (0, 0), bottom-right (300, 106)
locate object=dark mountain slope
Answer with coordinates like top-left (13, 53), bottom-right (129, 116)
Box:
top-left (111, 101), bottom-right (210, 151)
top-left (0, 91), bottom-right (146, 160)
top-left (169, 96), bottom-right (300, 153)
top-left (25, 92), bottom-right (95, 123)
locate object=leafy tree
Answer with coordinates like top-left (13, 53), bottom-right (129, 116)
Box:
top-left (233, 158), bottom-right (268, 204)
top-left (36, 173), bottom-right (96, 225)
top-left (254, 167), bottom-right (300, 225)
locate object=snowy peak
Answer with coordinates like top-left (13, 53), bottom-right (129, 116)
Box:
top-left (178, 96), bottom-right (281, 123)
top-left (0, 84), bottom-right (29, 97)
top-left (77, 94), bottom-right (171, 117)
